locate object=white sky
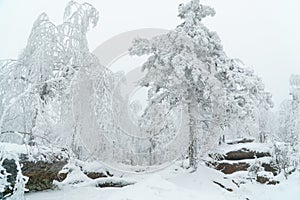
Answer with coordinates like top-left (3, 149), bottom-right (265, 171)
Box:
top-left (0, 0), bottom-right (299, 108)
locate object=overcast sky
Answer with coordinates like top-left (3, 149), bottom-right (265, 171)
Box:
top-left (0, 0), bottom-right (299, 108)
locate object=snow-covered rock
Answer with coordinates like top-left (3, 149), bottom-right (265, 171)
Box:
top-left (0, 142), bottom-right (68, 194)
top-left (207, 140), bottom-right (280, 185)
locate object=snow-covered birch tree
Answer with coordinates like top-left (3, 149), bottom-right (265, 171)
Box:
top-left (0, 1), bottom-right (100, 153)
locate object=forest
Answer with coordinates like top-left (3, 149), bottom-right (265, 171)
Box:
top-left (0, 0), bottom-right (299, 199)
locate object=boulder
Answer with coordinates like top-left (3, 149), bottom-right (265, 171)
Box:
top-left (208, 141), bottom-right (280, 185)
top-left (267, 180), bottom-right (280, 185)
top-left (256, 172), bottom-right (278, 185)
top-left (95, 178), bottom-right (134, 188)
top-left (21, 159), bottom-right (67, 191)
top-left (261, 163), bottom-right (278, 176)
top-left (256, 174), bottom-right (269, 184)
top-left (2, 153), bottom-right (67, 192)
top-left (225, 148), bottom-right (271, 161)
top-left (227, 138), bottom-right (255, 145)
top-left (214, 162), bottom-right (250, 174)
top-left (84, 171), bottom-right (108, 179)
top-left (209, 148), bottom-right (271, 161)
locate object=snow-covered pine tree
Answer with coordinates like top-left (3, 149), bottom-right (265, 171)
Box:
top-left (130, 0), bottom-right (273, 168)
top-left (220, 59), bottom-right (273, 141)
top-left (130, 0), bottom-right (222, 169)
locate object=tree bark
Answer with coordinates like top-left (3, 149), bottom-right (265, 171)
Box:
top-left (187, 100), bottom-right (197, 169)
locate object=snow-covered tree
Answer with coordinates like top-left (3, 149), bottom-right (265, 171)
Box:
top-left (221, 59), bottom-right (273, 141)
top-left (139, 100), bottom-right (178, 165)
top-left (130, 0), bottom-right (273, 168)
top-left (271, 74), bottom-right (300, 177)
top-left (278, 75), bottom-right (300, 147)
top-left (129, 0), bottom-right (223, 168)
top-left (0, 1), bottom-right (100, 153)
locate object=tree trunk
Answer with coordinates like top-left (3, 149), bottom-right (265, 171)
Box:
top-left (28, 108), bottom-right (38, 146)
top-left (187, 100), bottom-right (197, 169)
top-left (149, 136), bottom-right (155, 166)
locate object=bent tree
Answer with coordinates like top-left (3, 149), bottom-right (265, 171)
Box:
top-left (0, 1), bottom-right (100, 151)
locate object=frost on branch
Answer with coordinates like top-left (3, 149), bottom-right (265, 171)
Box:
top-left (64, 1), bottom-right (99, 31)
top-left (0, 1), bottom-right (101, 165)
top-left (130, 0), bottom-right (273, 168)
top-left (178, 0), bottom-right (215, 22)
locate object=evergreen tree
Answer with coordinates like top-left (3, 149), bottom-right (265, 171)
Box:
top-left (130, 0), bottom-right (273, 168)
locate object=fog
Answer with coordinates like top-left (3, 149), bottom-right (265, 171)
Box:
top-left (0, 0), bottom-right (299, 107)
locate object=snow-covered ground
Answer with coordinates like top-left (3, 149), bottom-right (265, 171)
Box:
top-left (25, 162), bottom-right (300, 200)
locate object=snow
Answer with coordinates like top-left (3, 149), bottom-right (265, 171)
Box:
top-left (217, 157), bottom-right (272, 164)
top-left (204, 142), bottom-right (274, 161)
top-left (221, 142), bottom-right (273, 154)
top-left (1, 1), bottom-right (300, 200)
top-left (237, 172), bottom-right (300, 200)
top-left (0, 142), bottom-right (28, 155)
top-left (0, 142), bottom-right (68, 162)
top-left (25, 163), bottom-right (300, 200)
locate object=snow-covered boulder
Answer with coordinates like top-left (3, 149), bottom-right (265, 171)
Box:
top-left (224, 148), bottom-right (271, 160)
top-left (214, 161), bottom-right (250, 174)
top-left (55, 160), bottom-right (134, 189)
top-left (207, 140), bottom-right (280, 185)
top-left (256, 171), bottom-right (279, 185)
top-left (0, 142), bottom-right (68, 194)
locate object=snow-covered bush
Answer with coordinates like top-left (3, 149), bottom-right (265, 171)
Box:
top-left (273, 74), bottom-right (300, 177)
top-left (0, 152), bottom-right (28, 200)
top-left (247, 159), bottom-right (263, 181)
top-left (272, 143), bottom-right (298, 179)
top-left (0, 162), bottom-right (10, 199)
